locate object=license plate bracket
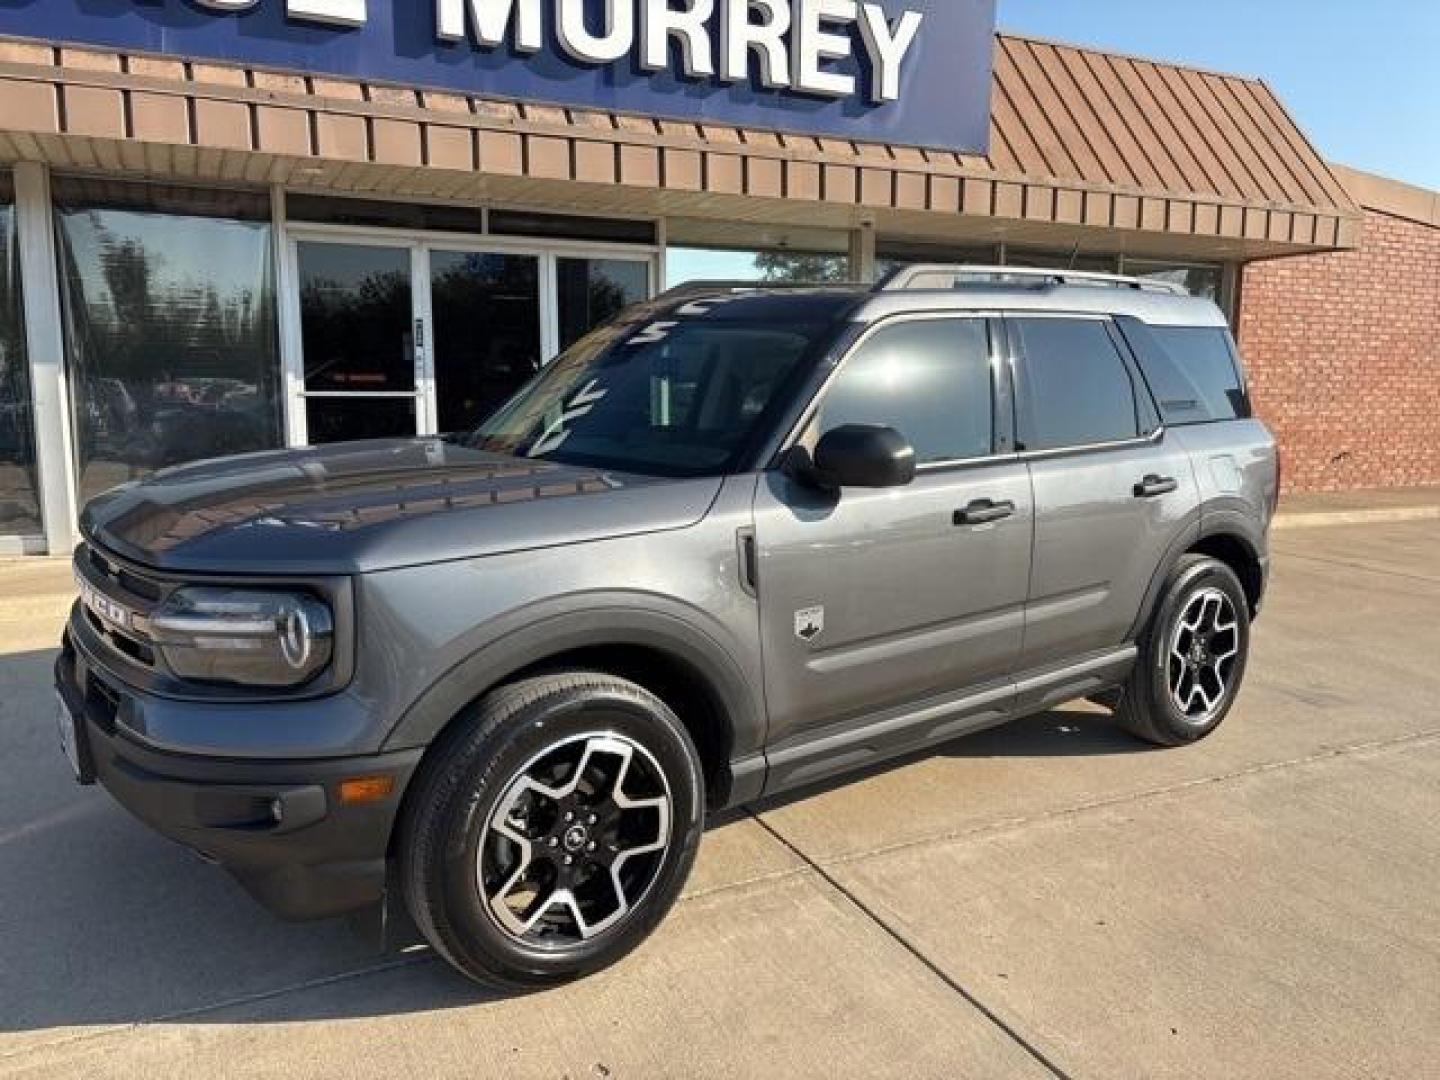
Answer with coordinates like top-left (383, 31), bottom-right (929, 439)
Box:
top-left (56, 691), bottom-right (96, 786)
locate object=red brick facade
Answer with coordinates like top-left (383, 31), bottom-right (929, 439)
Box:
top-left (1237, 208), bottom-right (1440, 492)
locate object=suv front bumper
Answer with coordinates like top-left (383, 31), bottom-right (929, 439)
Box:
top-left (56, 627), bottom-right (423, 921)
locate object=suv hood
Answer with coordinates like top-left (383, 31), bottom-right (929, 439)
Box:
top-left (80, 439), bottom-right (722, 575)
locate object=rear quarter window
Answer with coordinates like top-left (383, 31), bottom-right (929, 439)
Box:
top-left (1117, 318), bottom-right (1251, 425)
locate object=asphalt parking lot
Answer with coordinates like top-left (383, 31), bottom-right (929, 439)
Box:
top-left (1, 519), bottom-right (1437, 1079)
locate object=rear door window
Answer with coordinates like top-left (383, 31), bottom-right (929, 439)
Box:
top-left (1012, 317), bottom-right (1142, 451)
top-left (1116, 318), bottom-right (1250, 424)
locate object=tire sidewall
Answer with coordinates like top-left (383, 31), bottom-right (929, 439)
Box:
top-left (431, 684), bottom-right (703, 987)
top-left (1143, 558), bottom-right (1251, 743)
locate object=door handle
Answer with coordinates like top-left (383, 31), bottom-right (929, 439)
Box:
top-left (954, 499), bottom-right (1016, 526)
top-left (1134, 474), bottom-right (1179, 498)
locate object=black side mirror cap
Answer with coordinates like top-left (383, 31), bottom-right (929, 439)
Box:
top-left (803, 424), bottom-right (917, 490)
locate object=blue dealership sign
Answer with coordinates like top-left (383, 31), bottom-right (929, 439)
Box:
top-left (0, 1), bottom-right (995, 153)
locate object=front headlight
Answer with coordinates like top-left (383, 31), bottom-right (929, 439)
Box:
top-left (150, 587), bottom-right (334, 688)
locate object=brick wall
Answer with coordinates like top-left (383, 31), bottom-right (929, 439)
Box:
top-left (1237, 208), bottom-right (1440, 492)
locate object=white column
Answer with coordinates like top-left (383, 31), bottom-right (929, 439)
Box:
top-left (539, 251), bottom-right (560, 365)
top-left (13, 162), bottom-right (79, 556)
top-left (849, 221), bottom-right (876, 283)
top-left (272, 184), bottom-right (308, 448)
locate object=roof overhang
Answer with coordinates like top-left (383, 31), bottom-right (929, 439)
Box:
top-left (0, 34), bottom-right (1361, 261)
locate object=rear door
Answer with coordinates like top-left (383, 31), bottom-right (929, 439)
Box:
top-left (754, 315), bottom-right (1033, 770)
top-left (1009, 314), bottom-right (1199, 675)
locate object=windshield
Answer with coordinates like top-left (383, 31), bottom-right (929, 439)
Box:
top-left (468, 314), bottom-right (829, 476)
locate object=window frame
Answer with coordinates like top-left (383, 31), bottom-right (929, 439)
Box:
top-left (778, 312), bottom-right (1016, 474)
top-left (1006, 312), bottom-right (1164, 459)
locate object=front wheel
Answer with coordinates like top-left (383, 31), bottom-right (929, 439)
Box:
top-left (1115, 555), bottom-right (1252, 747)
top-left (399, 672), bottom-right (705, 990)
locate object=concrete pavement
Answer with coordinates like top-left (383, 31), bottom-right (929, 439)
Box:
top-left (1, 521), bottom-right (1437, 1078)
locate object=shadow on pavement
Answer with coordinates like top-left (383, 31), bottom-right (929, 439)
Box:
top-left (749, 702), bottom-right (1152, 818)
top-left (0, 646), bottom-right (482, 1035)
top-left (1, 640), bottom-right (1144, 1035)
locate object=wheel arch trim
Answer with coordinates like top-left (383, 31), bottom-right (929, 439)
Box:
top-left (381, 601), bottom-right (765, 806)
top-left (1126, 504), bottom-right (1266, 641)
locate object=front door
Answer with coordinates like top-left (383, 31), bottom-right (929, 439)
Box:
top-left (290, 236), bottom-right (652, 445)
top-left (294, 238), bottom-right (425, 443)
top-left (428, 248), bottom-right (543, 433)
top-left (753, 315), bottom-right (1034, 786)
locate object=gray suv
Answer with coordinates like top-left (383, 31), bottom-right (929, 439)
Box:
top-left (56, 266), bottom-right (1276, 989)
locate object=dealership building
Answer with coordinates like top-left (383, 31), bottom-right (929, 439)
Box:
top-left (0, 1), bottom-right (1435, 555)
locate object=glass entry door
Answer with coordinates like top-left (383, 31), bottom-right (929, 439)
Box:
top-left (429, 249), bottom-right (542, 434)
top-left (289, 234), bottom-right (651, 445)
top-left (295, 239), bottom-right (422, 444)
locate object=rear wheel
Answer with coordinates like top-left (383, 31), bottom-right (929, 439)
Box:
top-left (399, 672), bottom-right (704, 990)
top-left (1115, 555), bottom-right (1251, 747)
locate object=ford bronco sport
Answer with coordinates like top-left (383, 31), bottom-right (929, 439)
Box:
top-left (57, 266), bottom-right (1276, 989)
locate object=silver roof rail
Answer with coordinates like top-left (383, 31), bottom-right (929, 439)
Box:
top-left (656, 280), bottom-right (868, 302)
top-left (876, 264), bottom-right (1190, 297)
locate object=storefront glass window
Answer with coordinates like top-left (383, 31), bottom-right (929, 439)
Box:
top-left (1005, 249), bottom-right (1121, 274)
top-left (1, 174), bottom-right (42, 538)
top-left (875, 241), bottom-right (999, 282)
top-left (557, 257), bottom-right (650, 351)
top-left (665, 247), bottom-right (849, 289)
top-left (55, 180), bottom-right (283, 505)
top-left (1123, 260), bottom-right (1224, 303)
top-left (490, 210), bottom-right (655, 245)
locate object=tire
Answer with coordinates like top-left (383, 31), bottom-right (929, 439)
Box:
top-left (1115, 555), bottom-right (1251, 747)
top-left (399, 671), bottom-right (705, 991)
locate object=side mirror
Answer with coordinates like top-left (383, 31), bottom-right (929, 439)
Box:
top-left (802, 425), bottom-right (917, 490)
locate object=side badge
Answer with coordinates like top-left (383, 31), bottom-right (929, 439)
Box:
top-left (795, 606), bottom-right (825, 644)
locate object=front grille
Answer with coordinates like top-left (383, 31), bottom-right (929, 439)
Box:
top-left (87, 545), bottom-right (163, 601)
top-left (60, 633), bottom-right (122, 736)
top-left (86, 670), bottom-right (121, 735)
top-left (82, 606), bottom-right (157, 667)
top-left (75, 542), bottom-right (167, 673)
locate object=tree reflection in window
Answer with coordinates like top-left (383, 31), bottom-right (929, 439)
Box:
top-left (55, 182), bottom-right (282, 505)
